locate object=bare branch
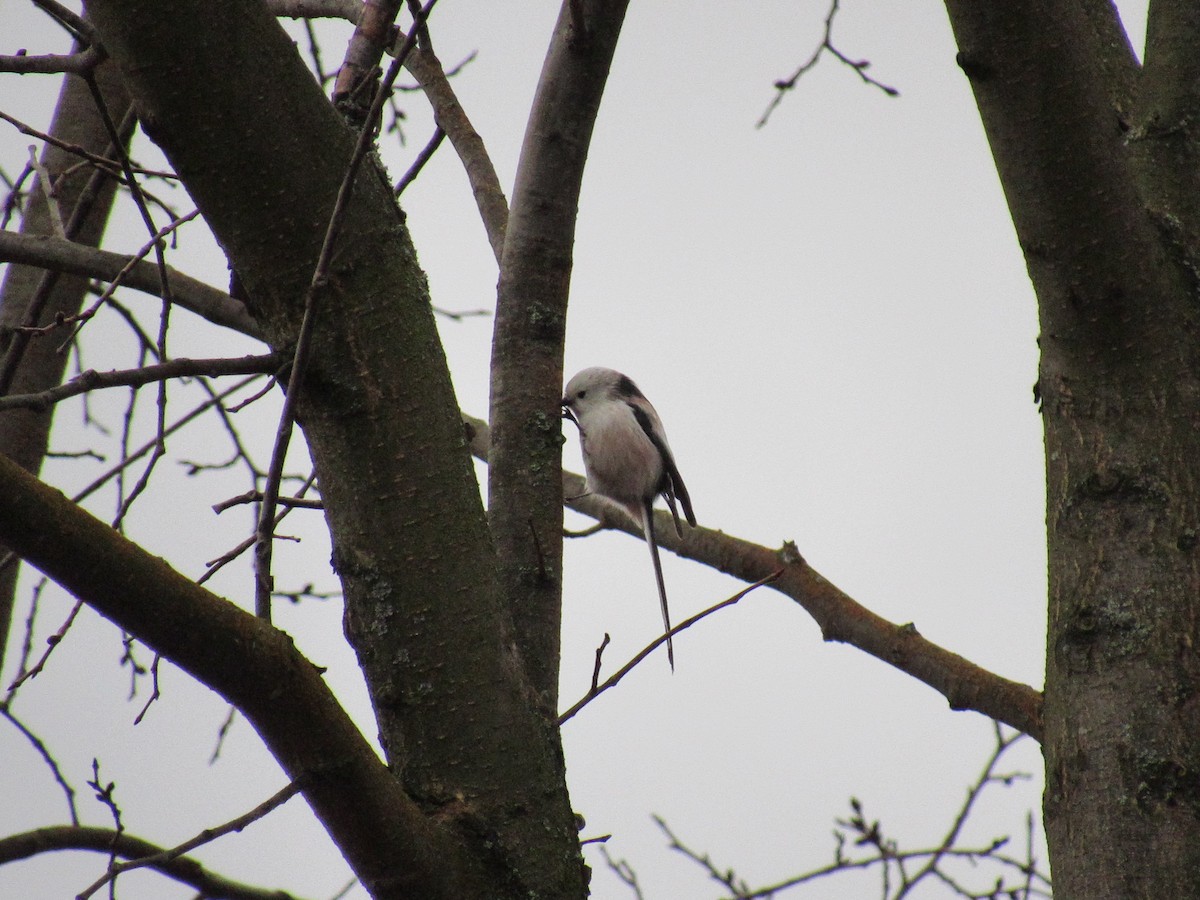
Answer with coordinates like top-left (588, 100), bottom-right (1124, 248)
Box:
top-left (5, 600), bottom-right (83, 695)
top-left (405, 46), bottom-right (508, 261)
top-left (28, 147), bottom-right (67, 239)
top-left (0, 47), bottom-right (103, 75)
top-left (30, 0), bottom-right (97, 41)
top-left (331, 0), bottom-right (404, 120)
top-left (0, 109), bottom-right (177, 181)
top-left (0, 706), bottom-right (79, 824)
top-left (464, 412), bottom-right (1044, 739)
top-left (214, 489), bottom-right (324, 514)
top-left (0, 230), bottom-right (261, 339)
top-left (77, 780), bottom-right (305, 899)
top-left (394, 125), bottom-right (445, 195)
top-left (558, 573), bottom-right (779, 724)
top-left (489, 0), bottom-right (631, 707)
top-left (254, 0), bottom-right (438, 619)
top-left (0, 451), bottom-right (461, 896)
top-left (657, 726), bottom-right (1052, 898)
top-left (0, 825), bottom-right (313, 900)
top-left (0, 354), bottom-right (282, 412)
top-left (266, 0), bottom-right (362, 21)
top-left (757, 0), bottom-right (898, 129)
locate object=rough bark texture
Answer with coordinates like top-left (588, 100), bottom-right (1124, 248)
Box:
top-left (0, 57), bottom-right (131, 668)
top-left (945, 1), bottom-right (1200, 895)
top-left (81, 1), bottom-right (588, 895)
top-left (489, 0), bottom-right (630, 709)
top-left (0, 451), bottom-right (460, 899)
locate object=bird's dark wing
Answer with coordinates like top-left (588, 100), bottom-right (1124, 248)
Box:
top-left (627, 402), bottom-right (697, 535)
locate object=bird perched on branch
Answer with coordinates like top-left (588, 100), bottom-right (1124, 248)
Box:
top-left (562, 367), bottom-right (696, 670)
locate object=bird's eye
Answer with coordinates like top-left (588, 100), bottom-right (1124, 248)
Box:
top-left (576, 389), bottom-right (587, 399)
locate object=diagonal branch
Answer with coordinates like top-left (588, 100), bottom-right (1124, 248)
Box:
top-left (0, 353), bottom-right (283, 412)
top-left (252, 0), bottom-right (436, 620)
top-left (464, 414), bottom-right (1044, 739)
top-left (0, 825), bottom-right (313, 900)
top-left (405, 46), bottom-right (508, 262)
top-left (558, 572), bottom-right (781, 724)
top-left (0, 451), bottom-right (462, 898)
top-left (0, 230), bottom-right (261, 339)
top-left (77, 780), bottom-right (305, 899)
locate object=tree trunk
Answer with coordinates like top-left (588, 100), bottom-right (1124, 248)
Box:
top-left (83, 1), bottom-right (589, 895)
top-left (944, 1), bottom-right (1200, 895)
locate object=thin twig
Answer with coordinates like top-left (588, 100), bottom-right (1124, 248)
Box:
top-left (660, 724), bottom-right (1051, 899)
top-left (0, 376), bottom-right (266, 580)
top-left (394, 125), bottom-right (445, 194)
top-left (214, 489), bottom-right (323, 514)
top-left (0, 706), bottom-right (79, 824)
top-left (5, 600), bottom-right (82, 693)
top-left (0, 110), bottom-right (176, 181)
top-left (589, 633), bottom-right (611, 695)
top-left (757, 0), bottom-right (898, 129)
top-left (558, 572), bottom-right (780, 724)
top-left (53, 210), bottom-right (201, 353)
top-left (0, 110), bottom-right (137, 395)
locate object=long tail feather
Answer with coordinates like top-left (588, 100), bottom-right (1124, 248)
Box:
top-left (641, 500), bottom-right (675, 671)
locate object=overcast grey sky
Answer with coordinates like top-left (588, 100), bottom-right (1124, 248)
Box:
top-left (1, 2), bottom-right (1149, 897)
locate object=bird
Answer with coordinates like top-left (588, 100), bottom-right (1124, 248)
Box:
top-left (561, 367), bottom-right (696, 670)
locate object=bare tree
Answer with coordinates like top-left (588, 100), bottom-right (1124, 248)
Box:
top-left (1, 1), bottom-right (1193, 898)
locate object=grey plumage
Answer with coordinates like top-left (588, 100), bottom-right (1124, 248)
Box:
top-left (562, 367), bottom-right (696, 670)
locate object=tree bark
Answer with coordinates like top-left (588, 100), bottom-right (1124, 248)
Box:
top-left (490, 0), bottom-right (631, 708)
top-left (944, 1), bottom-right (1200, 895)
top-left (81, 1), bottom-right (587, 895)
top-left (0, 451), bottom-right (459, 898)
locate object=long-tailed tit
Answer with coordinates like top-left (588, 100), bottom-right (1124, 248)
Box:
top-left (562, 367), bottom-right (696, 670)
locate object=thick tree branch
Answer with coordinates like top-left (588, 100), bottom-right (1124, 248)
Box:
top-left (944, 0), bottom-right (1176, 366)
top-left (464, 414), bottom-right (1044, 739)
top-left (937, 6), bottom-right (1200, 894)
top-left (0, 231), bottom-right (261, 339)
top-left (0, 452), bottom-right (461, 898)
top-left (489, 0), bottom-right (631, 708)
top-left (331, 0), bottom-right (403, 119)
top-left (0, 47), bottom-right (103, 75)
top-left (405, 47), bottom-right (508, 261)
top-left (0, 353), bottom-right (282, 412)
top-left (0, 825), bottom-right (311, 900)
top-left (85, 0), bottom-right (589, 892)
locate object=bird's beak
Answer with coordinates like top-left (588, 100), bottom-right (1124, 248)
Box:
top-left (561, 401), bottom-right (578, 427)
